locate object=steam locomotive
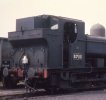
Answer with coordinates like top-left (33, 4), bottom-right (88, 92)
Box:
top-left (1, 15), bottom-right (106, 91)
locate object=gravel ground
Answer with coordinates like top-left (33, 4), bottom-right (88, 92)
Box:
top-left (10, 89), bottom-right (106, 100)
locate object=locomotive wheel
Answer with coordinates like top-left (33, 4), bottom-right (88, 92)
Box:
top-left (2, 76), bottom-right (17, 89)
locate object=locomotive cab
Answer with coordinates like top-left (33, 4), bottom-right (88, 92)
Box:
top-left (63, 22), bottom-right (78, 67)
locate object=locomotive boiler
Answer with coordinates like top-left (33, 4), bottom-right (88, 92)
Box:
top-left (7, 15), bottom-right (106, 91)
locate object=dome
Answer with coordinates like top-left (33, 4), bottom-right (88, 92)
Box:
top-left (90, 23), bottom-right (105, 37)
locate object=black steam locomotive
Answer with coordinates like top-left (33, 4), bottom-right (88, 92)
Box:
top-left (1, 15), bottom-right (106, 91)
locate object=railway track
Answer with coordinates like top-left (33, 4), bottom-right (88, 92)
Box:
top-left (1, 89), bottom-right (106, 100)
top-left (0, 86), bottom-right (74, 100)
top-left (0, 82), bottom-right (106, 100)
top-left (0, 80), bottom-right (48, 100)
top-left (0, 82), bottom-right (27, 100)
top-left (0, 88), bottom-right (48, 100)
